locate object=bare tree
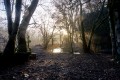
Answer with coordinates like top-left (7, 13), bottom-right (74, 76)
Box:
top-left (38, 19), bottom-right (56, 50)
top-left (53, 0), bottom-right (91, 53)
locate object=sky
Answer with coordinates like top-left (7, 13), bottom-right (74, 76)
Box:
top-left (0, 0), bottom-right (54, 40)
top-left (0, 0), bottom-right (57, 31)
top-left (0, 0), bottom-right (56, 25)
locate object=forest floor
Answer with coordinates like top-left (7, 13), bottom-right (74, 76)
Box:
top-left (0, 45), bottom-right (120, 80)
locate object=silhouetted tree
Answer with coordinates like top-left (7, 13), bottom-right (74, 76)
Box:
top-left (3, 0), bottom-right (39, 57)
top-left (3, 0), bottom-right (22, 56)
top-left (108, 0), bottom-right (120, 58)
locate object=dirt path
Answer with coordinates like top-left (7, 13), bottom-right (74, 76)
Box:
top-left (0, 46), bottom-right (120, 80)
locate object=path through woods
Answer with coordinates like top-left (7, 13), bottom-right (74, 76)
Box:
top-left (0, 45), bottom-right (120, 80)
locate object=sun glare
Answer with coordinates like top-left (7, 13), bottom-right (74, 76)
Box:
top-left (53, 48), bottom-right (62, 53)
top-left (62, 29), bottom-right (67, 35)
top-left (74, 52), bottom-right (80, 54)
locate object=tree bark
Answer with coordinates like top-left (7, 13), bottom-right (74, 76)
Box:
top-left (17, 0), bottom-right (39, 52)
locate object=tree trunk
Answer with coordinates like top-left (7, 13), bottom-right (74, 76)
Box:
top-left (81, 21), bottom-right (88, 53)
top-left (17, 0), bottom-right (39, 52)
top-left (108, 0), bottom-right (120, 59)
top-left (3, 0), bottom-right (22, 56)
top-left (108, 0), bottom-right (117, 58)
top-left (3, 0), bottom-right (13, 56)
top-left (3, 36), bottom-right (16, 56)
top-left (17, 30), bottom-right (27, 52)
top-left (114, 0), bottom-right (120, 57)
top-left (79, 2), bottom-right (88, 53)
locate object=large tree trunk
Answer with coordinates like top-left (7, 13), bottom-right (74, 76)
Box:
top-left (3, 0), bottom-right (22, 56)
top-left (3, 36), bottom-right (16, 56)
top-left (108, 0), bottom-right (117, 58)
top-left (114, 0), bottom-right (120, 57)
top-left (108, 0), bottom-right (120, 59)
top-left (81, 21), bottom-right (88, 53)
top-left (3, 0), bottom-right (13, 56)
top-left (17, 0), bottom-right (39, 52)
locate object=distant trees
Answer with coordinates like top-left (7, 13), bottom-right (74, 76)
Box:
top-left (86, 0), bottom-right (107, 51)
top-left (0, 27), bottom-right (7, 52)
top-left (38, 20), bottom-right (56, 50)
top-left (53, 0), bottom-right (109, 53)
top-left (53, 0), bottom-right (84, 53)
